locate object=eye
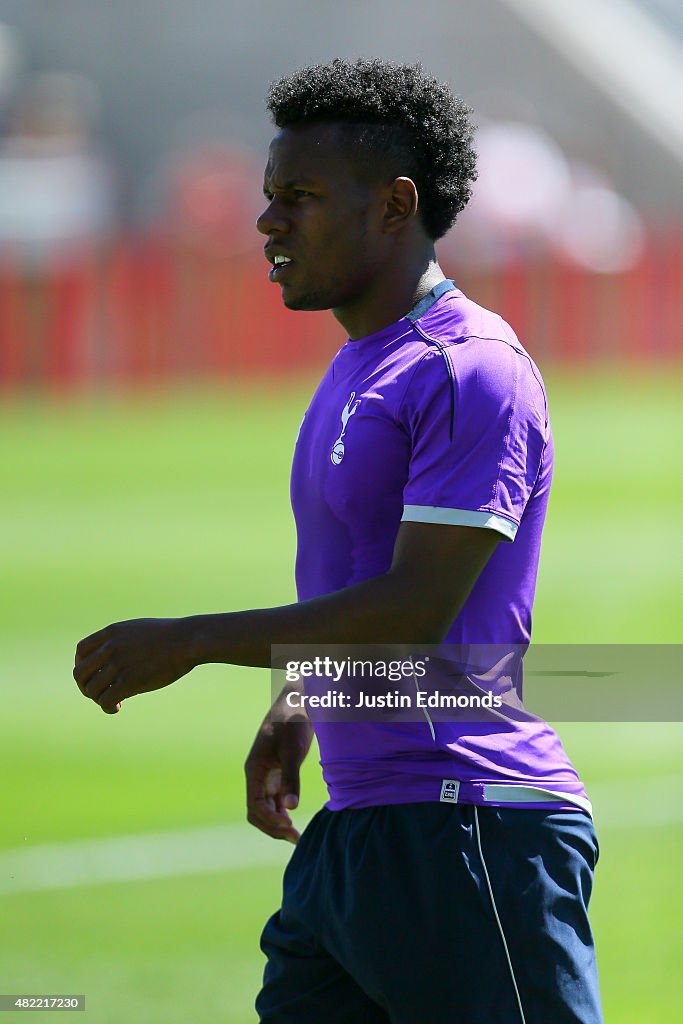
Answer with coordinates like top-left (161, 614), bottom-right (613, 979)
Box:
top-left (293, 189), bottom-right (312, 199)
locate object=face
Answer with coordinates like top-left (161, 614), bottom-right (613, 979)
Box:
top-left (256, 124), bottom-right (387, 311)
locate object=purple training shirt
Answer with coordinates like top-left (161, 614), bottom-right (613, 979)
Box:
top-left (290, 281), bottom-right (589, 814)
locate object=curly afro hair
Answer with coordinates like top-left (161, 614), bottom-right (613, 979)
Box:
top-left (266, 58), bottom-right (477, 241)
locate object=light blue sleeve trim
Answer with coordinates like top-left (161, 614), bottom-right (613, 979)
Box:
top-left (401, 505), bottom-right (518, 541)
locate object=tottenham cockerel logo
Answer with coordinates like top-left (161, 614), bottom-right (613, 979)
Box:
top-left (330, 392), bottom-right (361, 465)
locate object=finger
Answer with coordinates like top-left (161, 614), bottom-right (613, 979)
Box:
top-left (75, 628), bottom-right (110, 663)
top-left (83, 664), bottom-right (117, 701)
top-left (274, 790), bottom-right (299, 815)
top-left (246, 784), bottom-right (296, 832)
top-left (247, 806), bottom-right (300, 844)
top-left (245, 764), bottom-right (300, 838)
top-left (279, 757), bottom-right (303, 811)
top-left (73, 647), bottom-right (110, 693)
top-left (247, 790), bottom-right (293, 828)
top-left (98, 680), bottom-right (124, 715)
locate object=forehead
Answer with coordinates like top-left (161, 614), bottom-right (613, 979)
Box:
top-left (264, 123), bottom-right (358, 187)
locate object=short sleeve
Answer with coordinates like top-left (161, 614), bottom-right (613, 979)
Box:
top-left (399, 338), bottom-right (548, 541)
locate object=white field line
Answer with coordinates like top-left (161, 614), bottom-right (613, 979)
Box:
top-left (0, 821), bottom-right (295, 897)
top-left (1, 775), bottom-right (682, 897)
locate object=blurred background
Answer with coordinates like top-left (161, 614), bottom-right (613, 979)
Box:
top-left (1, 1), bottom-right (681, 1022)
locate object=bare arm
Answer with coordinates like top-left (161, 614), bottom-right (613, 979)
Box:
top-left (243, 678), bottom-right (315, 844)
top-left (73, 522), bottom-right (500, 713)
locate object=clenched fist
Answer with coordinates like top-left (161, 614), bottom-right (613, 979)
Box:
top-left (73, 617), bottom-right (196, 714)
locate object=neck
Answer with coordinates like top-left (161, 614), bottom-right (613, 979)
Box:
top-left (332, 247), bottom-right (446, 341)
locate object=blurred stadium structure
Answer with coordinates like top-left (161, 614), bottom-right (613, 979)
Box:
top-left (0, 0), bottom-right (680, 389)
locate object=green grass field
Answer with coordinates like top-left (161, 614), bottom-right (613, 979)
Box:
top-left (1, 368), bottom-right (682, 1022)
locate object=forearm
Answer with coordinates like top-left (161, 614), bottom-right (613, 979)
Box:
top-left (73, 523), bottom-right (497, 714)
top-left (182, 566), bottom-right (449, 670)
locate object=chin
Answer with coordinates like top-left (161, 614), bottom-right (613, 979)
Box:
top-left (280, 286), bottom-right (333, 312)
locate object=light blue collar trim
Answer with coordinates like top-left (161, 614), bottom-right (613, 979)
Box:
top-left (405, 279), bottom-right (457, 323)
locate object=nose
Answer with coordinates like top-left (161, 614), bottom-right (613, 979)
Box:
top-left (256, 197), bottom-right (288, 236)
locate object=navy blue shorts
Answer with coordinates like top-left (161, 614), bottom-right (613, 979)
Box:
top-left (256, 803), bottom-right (603, 1023)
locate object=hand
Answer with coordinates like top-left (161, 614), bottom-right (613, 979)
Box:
top-left (245, 694), bottom-right (314, 844)
top-left (73, 618), bottom-right (196, 714)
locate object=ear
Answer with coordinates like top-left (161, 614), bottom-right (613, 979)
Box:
top-left (382, 176), bottom-right (419, 234)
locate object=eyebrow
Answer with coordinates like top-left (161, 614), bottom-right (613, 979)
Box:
top-left (262, 176), bottom-right (319, 193)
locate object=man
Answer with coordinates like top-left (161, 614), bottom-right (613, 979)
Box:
top-left (74, 59), bottom-right (602, 1023)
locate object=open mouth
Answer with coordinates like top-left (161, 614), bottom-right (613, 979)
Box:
top-left (268, 255), bottom-right (295, 282)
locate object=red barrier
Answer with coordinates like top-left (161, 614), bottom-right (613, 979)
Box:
top-left (0, 252), bottom-right (25, 389)
top-left (0, 231), bottom-right (680, 391)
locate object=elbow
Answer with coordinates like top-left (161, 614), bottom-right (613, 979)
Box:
top-left (389, 607), bottom-right (454, 648)
top-left (385, 576), bottom-right (459, 647)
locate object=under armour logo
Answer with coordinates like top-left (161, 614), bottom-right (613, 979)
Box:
top-left (330, 392), bottom-right (360, 465)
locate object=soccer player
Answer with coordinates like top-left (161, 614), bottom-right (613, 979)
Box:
top-left (74, 59), bottom-right (603, 1023)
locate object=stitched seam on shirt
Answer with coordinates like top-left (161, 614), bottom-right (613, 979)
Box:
top-left (528, 438), bottom-right (549, 498)
top-left (460, 334), bottom-right (548, 496)
top-left (413, 330), bottom-right (522, 510)
top-left (395, 330), bottom-right (444, 417)
top-left (412, 324), bottom-right (455, 442)
top-left (457, 333), bottom-right (548, 428)
top-left (493, 356), bottom-right (518, 510)
top-left (398, 323), bottom-right (456, 441)
top-left (468, 506), bottom-right (519, 525)
top-left (397, 328), bottom-right (544, 506)
top-left (459, 335), bottom-right (549, 494)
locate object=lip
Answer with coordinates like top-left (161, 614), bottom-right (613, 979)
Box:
top-left (268, 261), bottom-right (296, 284)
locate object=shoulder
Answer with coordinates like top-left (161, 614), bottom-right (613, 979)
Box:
top-left (397, 297), bottom-right (548, 448)
top-left (411, 291), bottom-right (548, 413)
